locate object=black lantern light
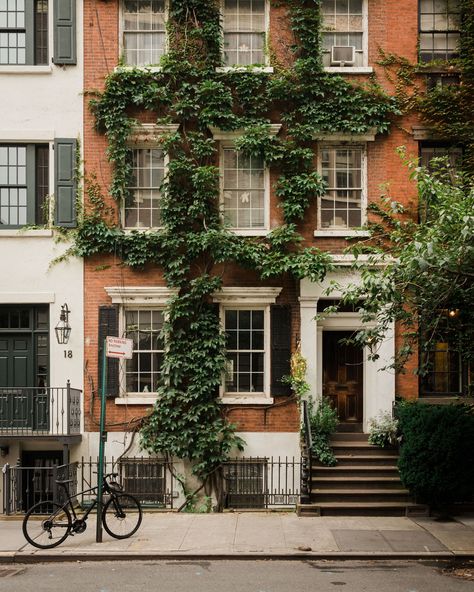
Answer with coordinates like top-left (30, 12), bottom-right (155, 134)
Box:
top-left (55, 303), bottom-right (71, 344)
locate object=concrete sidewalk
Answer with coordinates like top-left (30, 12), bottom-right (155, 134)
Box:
top-left (1, 512), bottom-right (474, 562)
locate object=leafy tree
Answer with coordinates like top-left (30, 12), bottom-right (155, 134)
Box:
top-left (334, 152), bottom-right (474, 385)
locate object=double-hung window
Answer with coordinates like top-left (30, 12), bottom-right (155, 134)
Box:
top-left (321, 0), bottom-right (365, 68)
top-left (221, 146), bottom-right (267, 232)
top-left (319, 144), bottom-right (365, 230)
top-left (124, 308), bottom-right (164, 394)
top-left (419, 0), bottom-right (460, 62)
top-left (0, 144), bottom-right (48, 226)
top-left (123, 0), bottom-right (166, 66)
top-left (124, 147), bottom-right (164, 228)
top-left (0, 0), bottom-right (48, 65)
top-left (224, 308), bottom-right (266, 395)
top-left (222, 0), bottom-right (266, 66)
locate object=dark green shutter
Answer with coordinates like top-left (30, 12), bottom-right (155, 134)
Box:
top-left (98, 306), bottom-right (120, 398)
top-left (54, 138), bottom-right (77, 227)
top-left (270, 305), bottom-right (292, 396)
top-left (53, 0), bottom-right (76, 65)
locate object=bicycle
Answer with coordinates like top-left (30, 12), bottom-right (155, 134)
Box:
top-left (22, 472), bottom-right (143, 549)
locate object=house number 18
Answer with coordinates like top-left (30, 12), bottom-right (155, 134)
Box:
top-left (63, 350), bottom-right (73, 358)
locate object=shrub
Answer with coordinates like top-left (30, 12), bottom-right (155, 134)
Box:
top-left (396, 401), bottom-right (474, 507)
top-left (368, 411), bottom-right (398, 447)
top-left (309, 398), bottom-right (339, 466)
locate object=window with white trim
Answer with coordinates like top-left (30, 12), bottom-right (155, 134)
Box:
top-left (123, 0), bottom-right (166, 66)
top-left (419, 0), bottom-right (460, 62)
top-left (319, 145), bottom-right (365, 230)
top-left (124, 147), bottom-right (164, 228)
top-left (224, 308), bottom-right (266, 394)
top-left (0, 143), bottom-right (48, 227)
top-left (221, 146), bottom-right (267, 231)
top-left (124, 308), bottom-right (164, 394)
top-left (222, 0), bottom-right (266, 66)
top-left (0, 0), bottom-right (48, 65)
top-left (321, 0), bottom-right (365, 68)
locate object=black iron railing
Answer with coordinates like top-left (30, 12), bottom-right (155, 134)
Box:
top-left (77, 456), bottom-right (176, 509)
top-left (223, 456), bottom-right (301, 509)
top-left (2, 462), bottom-right (78, 515)
top-left (0, 383), bottom-right (81, 436)
top-left (300, 399), bottom-right (313, 504)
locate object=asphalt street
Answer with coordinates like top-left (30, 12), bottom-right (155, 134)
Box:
top-left (0, 560), bottom-right (473, 592)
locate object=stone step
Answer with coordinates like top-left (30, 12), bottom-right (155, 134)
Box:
top-left (330, 442), bottom-right (399, 456)
top-left (331, 432), bottom-right (369, 442)
top-left (310, 489), bottom-right (412, 504)
top-left (311, 477), bottom-right (405, 490)
top-left (312, 465), bottom-right (399, 478)
top-left (298, 502), bottom-right (428, 517)
top-left (318, 455), bottom-right (399, 466)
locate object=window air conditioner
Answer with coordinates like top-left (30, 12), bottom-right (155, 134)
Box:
top-left (331, 46), bottom-right (355, 66)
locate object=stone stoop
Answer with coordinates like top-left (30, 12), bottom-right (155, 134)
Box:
top-left (298, 432), bottom-right (429, 517)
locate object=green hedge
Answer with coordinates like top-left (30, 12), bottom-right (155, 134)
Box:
top-left (397, 401), bottom-right (474, 507)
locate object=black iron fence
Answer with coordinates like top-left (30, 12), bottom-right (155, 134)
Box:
top-left (77, 456), bottom-right (176, 509)
top-left (223, 456), bottom-right (301, 509)
top-left (3, 455), bottom-right (302, 514)
top-left (300, 399), bottom-right (313, 504)
top-left (2, 462), bottom-right (78, 515)
top-left (0, 383), bottom-right (81, 436)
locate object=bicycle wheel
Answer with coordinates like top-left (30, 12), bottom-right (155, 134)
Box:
top-left (22, 501), bottom-right (72, 549)
top-left (102, 493), bottom-right (142, 539)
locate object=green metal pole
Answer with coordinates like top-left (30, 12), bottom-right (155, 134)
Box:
top-left (96, 338), bottom-right (108, 543)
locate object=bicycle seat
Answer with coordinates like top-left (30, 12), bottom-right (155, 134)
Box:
top-left (55, 479), bottom-right (73, 485)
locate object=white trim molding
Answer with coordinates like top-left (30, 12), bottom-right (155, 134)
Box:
top-left (0, 292), bottom-right (55, 303)
top-left (213, 287), bottom-right (282, 305)
top-left (210, 125), bottom-right (281, 140)
top-left (105, 286), bottom-right (177, 306)
top-left (0, 130), bottom-right (55, 141)
top-left (324, 67), bottom-right (374, 74)
top-left (312, 128), bottom-right (377, 142)
top-left (314, 229), bottom-right (370, 238)
top-left (128, 123), bottom-right (179, 146)
top-left (216, 66), bottom-right (274, 74)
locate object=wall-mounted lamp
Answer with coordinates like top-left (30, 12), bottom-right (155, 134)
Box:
top-left (55, 303), bottom-right (72, 344)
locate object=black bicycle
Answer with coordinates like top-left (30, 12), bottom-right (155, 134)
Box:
top-left (22, 472), bottom-right (142, 549)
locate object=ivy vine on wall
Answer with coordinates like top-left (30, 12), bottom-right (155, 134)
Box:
top-left (75, 0), bottom-right (401, 481)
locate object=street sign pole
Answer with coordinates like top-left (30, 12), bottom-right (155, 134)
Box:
top-left (96, 338), bottom-right (108, 543)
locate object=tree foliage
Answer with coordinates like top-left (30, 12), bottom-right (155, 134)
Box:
top-left (336, 154), bottom-right (474, 381)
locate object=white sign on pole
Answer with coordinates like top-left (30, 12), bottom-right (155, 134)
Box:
top-left (106, 336), bottom-right (134, 360)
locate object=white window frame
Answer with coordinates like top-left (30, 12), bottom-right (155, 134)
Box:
top-left (316, 142), bottom-right (367, 234)
top-left (123, 123), bottom-right (177, 230)
top-left (322, 0), bottom-right (372, 74)
top-left (119, 0), bottom-right (169, 69)
top-left (220, 0), bottom-right (270, 69)
top-left (105, 286), bottom-right (176, 404)
top-left (219, 141), bottom-right (270, 235)
top-left (213, 287), bottom-right (281, 405)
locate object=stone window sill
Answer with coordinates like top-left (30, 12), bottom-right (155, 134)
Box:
top-left (0, 66), bottom-right (52, 75)
top-left (314, 230), bottom-right (370, 238)
top-left (115, 396), bottom-right (155, 405)
top-left (324, 67), bottom-right (373, 74)
top-left (220, 396), bottom-right (274, 405)
top-left (216, 66), bottom-right (274, 74)
top-left (0, 229), bottom-right (53, 237)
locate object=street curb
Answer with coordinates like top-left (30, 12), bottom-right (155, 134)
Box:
top-left (1, 551), bottom-right (473, 563)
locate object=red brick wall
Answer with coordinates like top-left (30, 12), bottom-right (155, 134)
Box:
top-left (82, 1), bottom-right (423, 434)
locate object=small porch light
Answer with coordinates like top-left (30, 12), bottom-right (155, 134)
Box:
top-left (55, 303), bottom-right (72, 344)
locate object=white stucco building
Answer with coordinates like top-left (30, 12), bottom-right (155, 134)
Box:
top-left (0, 0), bottom-right (83, 506)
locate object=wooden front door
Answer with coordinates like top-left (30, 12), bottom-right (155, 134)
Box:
top-left (323, 331), bottom-right (363, 423)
